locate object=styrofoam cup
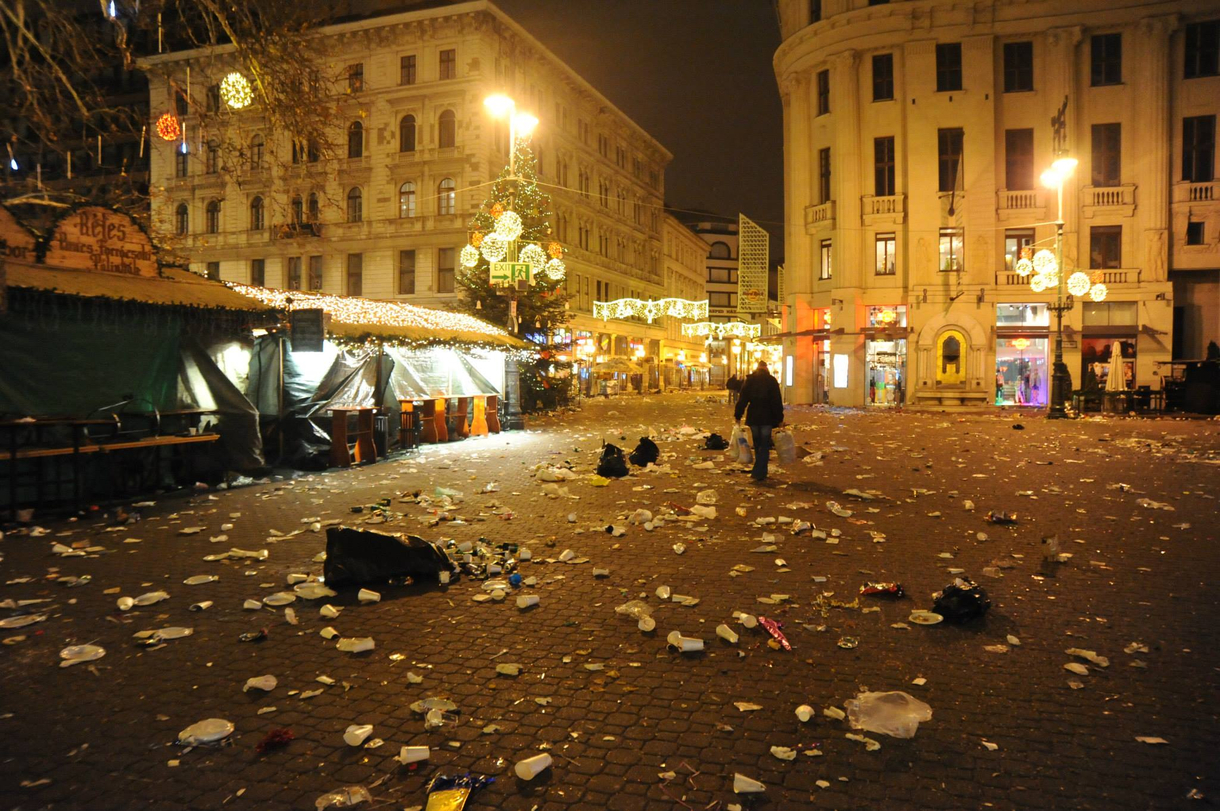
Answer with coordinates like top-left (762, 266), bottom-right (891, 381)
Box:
top-left (733, 773), bottom-right (766, 794)
top-left (438, 571), bottom-right (450, 585)
top-left (666, 631), bottom-right (704, 652)
top-left (516, 595), bottom-right (539, 609)
top-left (638, 616), bottom-right (656, 632)
top-left (397, 745), bottom-right (429, 764)
top-left (715, 624), bottom-right (739, 644)
top-left (514, 753), bottom-right (553, 780)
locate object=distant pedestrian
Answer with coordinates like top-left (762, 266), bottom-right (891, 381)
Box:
top-left (726, 374), bottom-right (742, 404)
top-left (734, 361), bottom-right (784, 482)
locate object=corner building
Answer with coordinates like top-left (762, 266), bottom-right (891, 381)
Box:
top-left (774, 0), bottom-right (1220, 408)
top-left (144, 1), bottom-right (680, 366)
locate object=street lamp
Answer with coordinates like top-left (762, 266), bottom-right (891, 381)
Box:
top-left (1040, 153), bottom-right (1075, 419)
top-left (484, 94), bottom-right (538, 176)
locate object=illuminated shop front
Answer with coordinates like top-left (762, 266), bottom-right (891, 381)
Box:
top-left (995, 303), bottom-right (1049, 407)
top-left (864, 306), bottom-right (907, 407)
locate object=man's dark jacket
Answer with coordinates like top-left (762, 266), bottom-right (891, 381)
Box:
top-left (734, 369), bottom-right (784, 426)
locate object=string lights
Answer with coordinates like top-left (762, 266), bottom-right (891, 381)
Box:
top-left (1017, 247), bottom-right (1105, 301)
top-left (681, 321), bottom-right (762, 339)
top-left (219, 71), bottom-right (253, 110)
top-left (593, 298), bottom-right (708, 324)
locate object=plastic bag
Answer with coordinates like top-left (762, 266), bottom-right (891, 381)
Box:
top-left (844, 691), bottom-right (933, 739)
top-left (614, 600), bottom-right (653, 621)
top-left (628, 437), bottom-right (660, 467)
top-left (736, 427), bottom-right (753, 465)
top-left (773, 430), bottom-right (796, 464)
top-left (596, 444), bottom-right (629, 478)
top-left (315, 786), bottom-right (371, 809)
top-left (932, 577), bottom-right (991, 623)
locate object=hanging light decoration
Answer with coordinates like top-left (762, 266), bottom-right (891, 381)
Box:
top-left (681, 321), bottom-right (762, 339)
top-left (1032, 249), bottom-right (1056, 275)
top-left (460, 245), bottom-right (480, 268)
top-left (1014, 257), bottom-right (1034, 277)
top-left (519, 243), bottom-right (547, 268)
top-left (480, 233), bottom-right (508, 262)
top-left (544, 257), bottom-right (566, 281)
top-left (547, 241), bottom-right (564, 260)
top-left (1066, 271), bottom-right (1091, 297)
top-left (1029, 274), bottom-right (1048, 293)
top-left (219, 71), bottom-right (253, 110)
top-left (593, 298), bottom-right (708, 324)
top-left (489, 202), bottom-right (506, 219)
top-left (1089, 283), bottom-right (1108, 302)
top-left (470, 231), bottom-right (485, 247)
top-left (493, 210), bottom-right (524, 241)
top-left (156, 113), bottom-right (181, 141)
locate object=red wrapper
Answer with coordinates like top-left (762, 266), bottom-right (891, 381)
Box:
top-left (758, 616), bottom-right (792, 651)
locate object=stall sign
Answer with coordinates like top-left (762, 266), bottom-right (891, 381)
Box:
top-left (43, 207), bottom-right (158, 277)
top-left (291, 308), bottom-right (326, 352)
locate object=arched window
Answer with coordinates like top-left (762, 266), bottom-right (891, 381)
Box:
top-left (399, 115), bottom-right (416, 153)
top-left (250, 134), bottom-right (264, 170)
top-left (346, 187), bottom-right (363, 223)
top-left (250, 196), bottom-right (264, 230)
top-left (175, 203), bottom-right (189, 235)
top-left (399, 181), bottom-right (416, 218)
top-left (437, 177), bottom-right (455, 215)
top-left (347, 121), bottom-right (363, 159)
top-left (291, 195), bottom-right (304, 224)
top-left (205, 200), bottom-right (220, 234)
top-left (709, 241), bottom-right (732, 259)
top-left (438, 110), bottom-right (456, 149)
top-left (308, 192), bottom-right (320, 222)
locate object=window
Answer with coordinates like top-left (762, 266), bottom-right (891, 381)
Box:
top-left (308, 193), bottom-right (320, 223)
top-left (708, 267), bottom-right (736, 283)
top-left (936, 43), bottom-right (962, 92)
top-left (346, 254), bottom-right (363, 296)
top-left (205, 200), bottom-right (220, 234)
top-left (1004, 229), bottom-right (1035, 272)
top-left (437, 248), bottom-right (455, 293)
top-left (206, 261), bottom-right (220, 280)
top-left (438, 110), bottom-right (456, 149)
top-left (175, 145), bottom-right (189, 178)
top-left (1003, 42), bottom-right (1034, 92)
top-left (709, 291), bottom-right (735, 308)
top-left (874, 136), bottom-right (895, 196)
top-left (809, 0), bottom-right (820, 24)
top-left (205, 142), bottom-right (218, 174)
top-left (819, 147), bottom-right (832, 203)
top-left (398, 250), bottom-right (416, 294)
top-left (308, 255), bottom-right (323, 291)
top-left (400, 54), bottom-right (417, 85)
top-left (1005, 128), bottom-right (1034, 190)
top-left (819, 239), bottom-right (832, 280)
top-left (249, 196), bottom-right (264, 230)
top-left (439, 49), bottom-right (456, 80)
top-left (175, 89), bottom-right (188, 116)
top-left (1186, 220), bottom-right (1205, 245)
top-left (291, 195), bottom-right (304, 224)
top-left (347, 63), bottom-right (364, 93)
top-left (1185, 21), bottom-right (1220, 79)
top-left (292, 141), bottom-right (302, 165)
top-left (816, 70), bottom-right (830, 115)
top-left (251, 258), bottom-right (265, 287)
top-left (1090, 225), bottom-right (1122, 268)
top-left (1091, 123), bottom-right (1122, 186)
top-left (709, 241), bottom-right (732, 259)
top-left (347, 121), bottom-right (363, 159)
top-left (1091, 34), bottom-right (1122, 86)
top-left (939, 228), bottom-right (964, 272)
top-left (250, 134), bottom-right (264, 170)
top-left (872, 54), bottom-right (894, 101)
top-left (308, 139), bottom-right (319, 163)
top-left (206, 84), bottom-right (219, 113)
top-left (875, 233), bottom-right (896, 275)
top-left (399, 115), bottom-right (416, 152)
top-left (346, 187), bottom-right (362, 223)
top-left (175, 203), bottom-right (189, 235)
top-left (287, 257), bottom-right (302, 290)
top-left (399, 182), bottom-right (416, 218)
top-left (937, 128), bottom-right (963, 192)
top-left (1183, 115), bottom-right (1216, 182)
top-left (437, 177), bottom-right (455, 215)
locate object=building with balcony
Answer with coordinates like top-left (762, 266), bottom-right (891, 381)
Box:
top-left (774, 0), bottom-right (1219, 408)
top-left (143, 0), bottom-right (686, 373)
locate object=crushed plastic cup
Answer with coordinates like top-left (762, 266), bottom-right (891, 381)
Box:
top-left (656, 585), bottom-right (671, 600)
top-left (343, 724), bottom-right (374, 746)
top-left (320, 604), bottom-right (342, 619)
top-left (285, 607), bottom-right (298, 625)
top-left (845, 691), bottom-right (933, 739)
top-left (286, 573), bottom-right (309, 585)
top-left (516, 595), bottom-right (539, 609)
top-left (490, 589), bottom-right (506, 602)
top-left (183, 575), bottom-right (218, 586)
top-left (514, 753), bottom-right (553, 780)
top-left (357, 589), bottom-right (381, 604)
top-left (666, 631), bottom-right (704, 652)
top-left (178, 718), bottom-right (235, 745)
top-left (715, 624), bottom-right (739, 644)
top-left (190, 600), bottom-right (214, 611)
top-left (396, 745), bottom-right (429, 765)
top-left (558, 549), bottom-right (575, 562)
top-left (796, 704), bottom-right (814, 723)
top-left (59, 644), bottom-right (105, 667)
top-left (314, 785), bottom-right (372, 809)
top-left (733, 773), bottom-right (766, 794)
top-left (295, 582), bottom-right (338, 600)
top-left (244, 675), bottom-right (278, 692)
top-left (336, 637), bottom-right (375, 653)
top-left (134, 590), bottom-right (170, 606)
top-left (263, 592), bottom-right (296, 606)
top-left (116, 596), bottom-right (135, 611)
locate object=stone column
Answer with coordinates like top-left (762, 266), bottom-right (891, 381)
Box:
top-left (784, 71), bottom-right (817, 404)
top-left (831, 50), bottom-right (862, 291)
top-left (1137, 14), bottom-right (1178, 282)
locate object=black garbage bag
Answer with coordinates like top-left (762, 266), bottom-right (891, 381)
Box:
top-left (323, 527), bottom-right (450, 587)
top-left (596, 443), bottom-right (629, 478)
top-left (704, 433), bottom-right (730, 450)
top-left (931, 577), bottom-right (991, 623)
top-left (628, 437), bottom-right (660, 467)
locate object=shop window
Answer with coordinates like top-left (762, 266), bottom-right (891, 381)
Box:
top-left (1004, 229), bottom-right (1035, 272)
top-left (308, 255), bottom-right (323, 291)
top-left (997, 303), bottom-right (1049, 327)
top-left (398, 249), bottom-right (416, 294)
top-left (867, 305), bottom-right (906, 327)
top-left (936, 330), bottom-right (966, 385)
top-left (875, 233), bottom-right (896, 275)
top-left (1081, 337), bottom-right (1135, 390)
top-left (939, 228), bottom-right (964, 272)
top-left (1089, 225), bottom-right (1121, 268)
top-left (995, 337), bottom-right (1048, 406)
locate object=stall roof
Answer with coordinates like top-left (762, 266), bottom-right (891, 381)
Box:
top-left (227, 285), bottom-right (528, 349)
top-left (6, 262), bottom-right (275, 313)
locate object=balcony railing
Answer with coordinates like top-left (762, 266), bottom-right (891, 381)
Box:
top-left (862, 194), bottom-right (904, 216)
top-left (997, 189), bottom-right (1043, 210)
top-left (1173, 181), bottom-right (1219, 203)
top-left (804, 200), bottom-right (835, 232)
top-left (276, 222), bottom-right (323, 239)
top-left (1083, 184), bottom-right (1136, 208)
top-left (995, 267), bottom-right (1137, 287)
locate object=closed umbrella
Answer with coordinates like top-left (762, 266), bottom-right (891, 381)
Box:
top-left (1106, 341), bottom-right (1126, 392)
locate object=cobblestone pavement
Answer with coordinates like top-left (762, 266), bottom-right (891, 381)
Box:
top-left (2, 393), bottom-right (1219, 811)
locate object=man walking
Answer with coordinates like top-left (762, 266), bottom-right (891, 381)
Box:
top-left (734, 361), bottom-right (784, 482)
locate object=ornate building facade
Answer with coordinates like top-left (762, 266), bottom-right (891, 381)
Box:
top-left (774, 0), bottom-right (1219, 408)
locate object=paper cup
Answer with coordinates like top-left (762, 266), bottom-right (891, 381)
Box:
top-left (638, 616), bottom-right (656, 632)
top-left (358, 588), bottom-right (380, 603)
top-left (514, 753), bottom-right (553, 780)
top-left (796, 704), bottom-right (813, 723)
top-left (715, 624), bottom-right (739, 644)
top-left (438, 571), bottom-right (450, 585)
top-left (516, 595), bottom-right (539, 609)
top-left (733, 773), bottom-right (766, 794)
top-left (397, 745), bottom-right (429, 764)
top-left (666, 631), bottom-right (704, 652)
top-left (519, 548), bottom-right (532, 561)
top-left (739, 613), bottom-right (758, 629)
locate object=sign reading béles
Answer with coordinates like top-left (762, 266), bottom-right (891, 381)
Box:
top-left (43, 206), bottom-right (159, 277)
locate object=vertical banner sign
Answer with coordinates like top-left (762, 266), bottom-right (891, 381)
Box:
top-left (291, 308), bottom-right (325, 352)
top-left (737, 214), bottom-right (769, 314)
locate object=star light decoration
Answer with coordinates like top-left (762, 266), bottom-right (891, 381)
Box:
top-left (681, 321), bottom-right (762, 339)
top-left (1017, 247), bottom-right (1106, 301)
top-left (593, 298), bottom-right (709, 324)
top-left (156, 113), bottom-right (181, 141)
top-left (219, 71), bottom-right (253, 110)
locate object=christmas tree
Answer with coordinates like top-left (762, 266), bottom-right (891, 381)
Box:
top-left (454, 138), bottom-right (574, 412)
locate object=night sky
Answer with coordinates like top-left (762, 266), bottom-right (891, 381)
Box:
top-left (492, 0), bottom-right (785, 257)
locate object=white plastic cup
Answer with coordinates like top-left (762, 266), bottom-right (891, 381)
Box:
top-left (516, 595), bottom-right (540, 609)
top-left (189, 601), bottom-right (213, 611)
top-left (397, 745), bottom-right (429, 764)
top-left (336, 636), bottom-right (374, 652)
top-left (733, 773), bottom-right (766, 794)
top-left (796, 704), bottom-right (814, 723)
top-left (666, 631), bottom-right (704, 652)
top-left (715, 624), bottom-right (739, 644)
top-left (656, 585), bottom-right (671, 600)
top-left (491, 589), bottom-right (506, 602)
top-left (739, 613), bottom-right (758, 629)
top-left (438, 571), bottom-right (450, 585)
top-left (514, 753), bottom-right (553, 780)
top-left (343, 724), bottom-right (373, 746)
top-left (519, 548), bottom-right (532, 561)
top-left (638, 616), bottom-right (656, 632)
top-left (358, 588), bottom-right (380, 603)
top-left (458, 541), bottom-right (474, 553)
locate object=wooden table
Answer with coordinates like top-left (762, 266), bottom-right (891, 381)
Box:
top-left (328, 406), bottom-right (377, 468)
top-left (419, 399), bottom-right (448, 444)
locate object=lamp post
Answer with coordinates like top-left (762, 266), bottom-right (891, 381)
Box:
top-left (1042, 153), bottom-right (1077, 419)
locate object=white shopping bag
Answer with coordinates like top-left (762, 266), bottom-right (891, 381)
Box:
top-left (774, 430), bottom-right (796, 464)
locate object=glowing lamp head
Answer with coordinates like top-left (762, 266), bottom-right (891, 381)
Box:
top-left (512, 113), bottom-right (539, 138)
top-left (1041, 157), bottom-right (1078, 189)
top-left (484, 94), bottom-right (515, 118)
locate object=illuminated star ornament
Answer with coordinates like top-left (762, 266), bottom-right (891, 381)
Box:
top-left (156, 113), bottom-right (181, 141)
top-left (593, 298), bottom-right (708, 324)
top-left (681, 321), bottom-right (762, 339)
top-left (220, 71), bottom-right (253, 110)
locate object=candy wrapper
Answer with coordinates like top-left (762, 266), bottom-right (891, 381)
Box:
top-left (425, 774), bottom-right (494, 811)
top-left (859, 582), bottom-right (905, 598)
top-left (757, 616), bottom-right (792, 651)
top-left (986, 510), bottom-right (1018, 525)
